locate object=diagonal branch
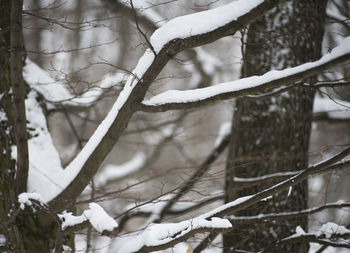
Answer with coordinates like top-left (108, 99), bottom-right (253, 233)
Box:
top-left (202, 147), bottom-right (350, 219)
top-left (155, 134), bottom-right (230, 222)
top-left (115, 151), bottom-right (350, 253)
top-left (48, 0), bottom-right (280, 211)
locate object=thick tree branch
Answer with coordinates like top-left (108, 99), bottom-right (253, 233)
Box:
top-left (49, 0), bottom-right (280, 211)
top-left (138, 43), bottom-right (350, 112)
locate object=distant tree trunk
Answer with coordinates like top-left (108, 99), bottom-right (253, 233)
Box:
top-left (224, 0), bottom-right (327, 252)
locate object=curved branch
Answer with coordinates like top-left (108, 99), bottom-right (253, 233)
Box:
top-left (138, 41), bottom-right (350, 112)
top-left (49, 0), bottom-right (280, 211)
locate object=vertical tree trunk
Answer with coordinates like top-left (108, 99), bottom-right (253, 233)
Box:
top-left (0, 0), bottom-right (25, 252)
top-left (1, 1), bottom-right (61, 252)
top-left (11, 0), bottom-right (29, 195)
top-left (224, 0), bottom-right (327, 252)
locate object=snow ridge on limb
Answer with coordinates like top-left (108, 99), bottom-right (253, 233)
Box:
top-left (139, 36), bottom-right (350, 112)
top-left (272, 223), bottom-right (350, 252)
top-left (48, 0), bottom-right (279, 211)
top-left (149, 0), bottom-right (265, 53)
top-left (114, 217), bottom-right (231, 253)
top-left (59, 202), bottom-right (118, 237)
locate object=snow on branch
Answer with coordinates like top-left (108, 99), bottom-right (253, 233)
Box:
top-left (114, 217), bottom-right (231, 253)
top-left (139, 36), bottom-right (350, 112)
top-left (18, 192), bottom-right (45, 210)
top-left (149, 0), bottom-right (266, 53)
top-left (120, 157), bottom-right (350, 252)
top-left (199, 148), bottom-right (350, 219)
top-left (59, 203), bottom-right (118, 236)
top-left (48, 0), bottom-right (278, 211)
top-left (273, 223), bottom-right (350, 252)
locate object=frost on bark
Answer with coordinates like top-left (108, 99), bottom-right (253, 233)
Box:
top-left (224, 0), bottom-right (328, 252)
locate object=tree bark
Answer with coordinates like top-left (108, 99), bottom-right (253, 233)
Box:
top-left (0, 0), bottom-right (25, 251)
top-left (224, 0), bottom-right (328, 252)
top-left (1, 1), bottom-right (64, 252)
top-left (10, 0), bottom-right (29, 195)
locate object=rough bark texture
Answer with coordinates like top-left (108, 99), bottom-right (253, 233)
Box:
top-left (0, 0), bottom-right (25, 251)
top-left (224, 0), bottom-right (327, 252)
top-left (0, 1), bottom-right (64, 252)
top-left (11, 0), bottom-right (29, 195)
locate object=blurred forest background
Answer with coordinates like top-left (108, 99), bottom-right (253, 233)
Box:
top-left (20, 0), bottom-right (350, 252)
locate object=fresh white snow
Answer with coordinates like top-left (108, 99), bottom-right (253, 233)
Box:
top-left (16, 91), bottom-right (63, 202)
top-left (59, 203), bottom-right (118, 234)
top-left (21, 0), bottom-right (272, 202)
top-left (199, 195), bottom-right (253, 219)
top-left (143, 36), bottom-right (350, 107)
top-left (115, 217), bottom-right (231, 253)
top-left (23, 50), bottom-right (154, 201)
top-left (83, 203), bottom-right (118, 234)
top-left (150, 0), bottom-right (264, 53)
top-left (18, 192), bottom-right (44, 210)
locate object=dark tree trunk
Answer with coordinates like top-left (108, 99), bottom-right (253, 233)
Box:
top-left (0, 1), bottom-right (61, 252)
top-left (11, 0), bottom-right (29, 195)
top-left (0, 0), bottom-right (25, 251)
top-left (224, 0), bottom-right (327, 252)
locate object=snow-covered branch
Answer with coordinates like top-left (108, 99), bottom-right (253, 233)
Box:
top-left (59, 203), bottom-right (118, 237)
top-left (138, 37), bottom-right (350, 112)
top-left (114, 217), bottom-right (231, 253)
top-left (48, 0), bottom-right (279, 211)
top-left (200, 148), bottom-right (350, 219)
top-left (268, 223), bottom-right (350, 252)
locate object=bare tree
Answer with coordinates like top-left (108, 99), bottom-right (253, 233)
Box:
top-left (0, 0), bottom-right (350, 252)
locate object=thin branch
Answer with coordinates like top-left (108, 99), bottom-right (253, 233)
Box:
top-left (129, 0), bottom-right (156, 55)
top-left (121, 153), bottom-right (350, 253)
top-left (193, 233), bottom-right (219, 253)
top-left (203, 148), bottom-right (350, 219)
top-left (155, 134), bottom-right (230, 222)
top-left (229, 202), bottom-right (350, 224)
top-left (262, 232), bottom-right (350, 252)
